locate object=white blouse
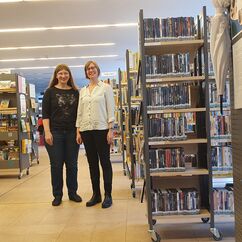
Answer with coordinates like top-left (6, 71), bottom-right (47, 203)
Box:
top-left (76, 81), bottom-right (115, 131)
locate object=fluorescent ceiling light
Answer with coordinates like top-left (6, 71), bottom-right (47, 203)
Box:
top-left (0, 42), bottom-right (115, 51)
top-left (0, 23), bottom-right (137, 33)
top-left (0, 54), bottom-right (118, 62)
top-left (5, 65), bottom-right (84, 70)
top-left (0, 0), bottom-right (23, 2)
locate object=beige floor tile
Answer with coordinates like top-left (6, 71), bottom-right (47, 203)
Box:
top-left (91, 222), bottom-right (126, 242)
top-left (0, 147), bottom-right (235, 242)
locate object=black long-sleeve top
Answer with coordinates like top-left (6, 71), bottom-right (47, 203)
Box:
top-left (42, 87), bottom-right (79, 131)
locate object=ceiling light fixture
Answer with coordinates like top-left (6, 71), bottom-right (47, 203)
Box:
top-left (0, 0), bottom-right (23, 2)
top-left (0, 54), bottom-right (118, 62)
top-left (5, 65), bottom-right (84, 70)
top-left (0, 23), bottom-right (137, 33)
top-left (0, 42), bottom-right (115, 51)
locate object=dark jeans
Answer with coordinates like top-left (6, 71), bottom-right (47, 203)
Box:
top-left (45, 129), bottom-right (80, 198)
top-left (81, 130), bottom-right (113, 196)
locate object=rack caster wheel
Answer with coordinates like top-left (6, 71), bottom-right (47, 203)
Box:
top-left (132, 191), bottom-right (136, 198)
top-left (212, 229), bottom-right (223, 241)
top-left (151, 232), bottom-right (160, 242)
top-left (18, 175), bottom-right (21, 179)
top-left (37, 160), bottom-right (40, 164)
top-left (152, 219), bottom-right (156, 225)
top-left (123, 170), bottom-right (126, 176)
top-left (26, 169), bottom-right (29, 175)
top-left (201, 217), bottom-right (209, 223)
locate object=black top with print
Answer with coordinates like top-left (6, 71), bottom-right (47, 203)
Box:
top-left (42, 87), bottom-right (79, 131)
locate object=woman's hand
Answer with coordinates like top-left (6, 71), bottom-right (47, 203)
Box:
top-left (45, 130), bottom-right (53, 145)
top-left (76, 131), bottom-right (83, 144)
top-left (107, 129), bottom-right (114, 145)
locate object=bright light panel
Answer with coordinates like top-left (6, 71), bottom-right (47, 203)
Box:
top-left (0, 54), bottom-right (118, 62)
top-left (0, 42), bottom-right (115, 51)
top-left (0, 23), bottom-right (137, 33)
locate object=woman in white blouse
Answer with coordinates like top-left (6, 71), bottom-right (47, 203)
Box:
top-left (76, 60), bottom-right (115, 208)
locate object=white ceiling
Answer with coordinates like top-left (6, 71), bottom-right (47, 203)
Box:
top-left (0, 0), bottom-right (214, 94)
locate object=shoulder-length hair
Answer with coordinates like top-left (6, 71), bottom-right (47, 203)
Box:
top-left (48, 64), bottom-right (78, 90)
top-left (84, 60), bottom-right (101, 79)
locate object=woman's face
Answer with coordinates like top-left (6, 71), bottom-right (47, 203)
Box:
top-left (86, 63), bottom-right (98, 80)
top-left (56, 69), bottom-right (70, 85)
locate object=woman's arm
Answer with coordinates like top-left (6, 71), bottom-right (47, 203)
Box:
top-left (43, 118), bottom-right (53, 145)
top-left (76, 89), bottom-right (83, 144)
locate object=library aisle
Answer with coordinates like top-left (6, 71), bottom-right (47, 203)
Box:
top-left (0, 147), bottom-right (235, 242)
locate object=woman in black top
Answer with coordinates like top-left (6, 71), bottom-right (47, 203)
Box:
top-left (42, 64), bottom-right (82, 206)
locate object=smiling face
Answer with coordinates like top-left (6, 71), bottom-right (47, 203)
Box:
top-left (84, 61), bottom-right (100, 80)
top-left (56, 69), bottom-right (70, 85)
top-left (86, 63), bottom-right (98, 80)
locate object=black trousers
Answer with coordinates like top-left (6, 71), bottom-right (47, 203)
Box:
top-left (45, 130), bottom-right (80, 198)
top-left (81, 129), bottom-right (113, 196)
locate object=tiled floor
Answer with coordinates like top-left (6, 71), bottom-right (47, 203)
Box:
top-left (0, 147), bottom-right (235, 242)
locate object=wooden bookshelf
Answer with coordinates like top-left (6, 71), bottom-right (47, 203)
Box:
top-left (0, 159), bottom-right (19, 169)
top-left (0, 107), bottom-right (17, 114)
top-left (0, 131), bottom-right (18, 141)
top-left (150, 168), bottom-right (208, 177)
top-left (147, 107), bottom-right (206, 114)
top-left (146, 75), bottom-right (205, 84)
top-left (152, 209), bottom-right (210, 220)
top-left (144, 39), bottom-right (204, 56)
top-left (0, 88), bottom-right (16, 93)
top-left (148, 138), bottom-right (207, 146)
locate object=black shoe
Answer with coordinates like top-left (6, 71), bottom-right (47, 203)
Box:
top-left (52, 196), bottom-right (62, 206)
top-left (69, 194), bottom-right (82, 203)
top-left (102, 195), bottom-right (112, 208)
top-left (86, 193), bottom-right (102, 207)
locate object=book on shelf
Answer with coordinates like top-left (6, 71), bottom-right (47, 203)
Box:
top-left (144, 16), bottom-right (195, 42)
top-left (145, 54), bottom-right (191, 77)
top-left (148, 113), bottom-right (188, 141)
top-left (209, 82), bottom-right (230, 108)
top-left (210, 111), bottom-right (231, 138)
top-left (18, 76), bottom-right (26, 94)
top-left (211, 145), bottom-right (232, 172)
top-left (147, 83), bottom-right (199, 110)
top-left (149, 147), bottom-right (185, 171)
top-left (30, 116), bottom-right (37, 126)
top-left (151, 187), bottom-right (200, 215)
top-left (26, 122), bottom-right (31, 133)
top-left (30, 98), bottom-right (37, 109)
top-left (0, 99), bottom-right (10, 108)
top-left (213, 185), bottom-right (234, 215)
top-left (20, 119), bottom-right (27, 132)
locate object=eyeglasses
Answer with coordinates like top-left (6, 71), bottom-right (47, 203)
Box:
top-left (87, 66), bottom-right (96, 71)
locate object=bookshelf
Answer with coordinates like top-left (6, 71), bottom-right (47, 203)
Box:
top-left (139, 7), bottom-right (222, 242)
top-left (27, 83), bottom-right (39, 165)
top-left (0, 74), bottom-right (31, 179)
top-left (125, 50), bottom-right (145, 198)
top-left (118, 69), bottom-right (127, 175)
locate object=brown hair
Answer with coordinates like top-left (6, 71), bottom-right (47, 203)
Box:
top-left (48, 64), bottom-right (78, 90)
top-left (84, 60), bottom-right (101, 79)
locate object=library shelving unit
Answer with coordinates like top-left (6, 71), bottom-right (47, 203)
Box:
top-left (126, 49), bottom-right (145, 198)
top-left (139, 7), bottom-right (222, 241)
top-left (118, 68), bottom-right (127, 175)
top-left (0, 74), bottom-right (30, 179)
top-left (110, 82), bottom-right (123, 162)
top-left (27, 83), bottom-right (39, 165)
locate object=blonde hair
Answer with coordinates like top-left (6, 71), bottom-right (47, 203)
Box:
top-left (48, 64), bottom-right (78, 90)
top-left (84, 60), bottom-right (101, 79)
